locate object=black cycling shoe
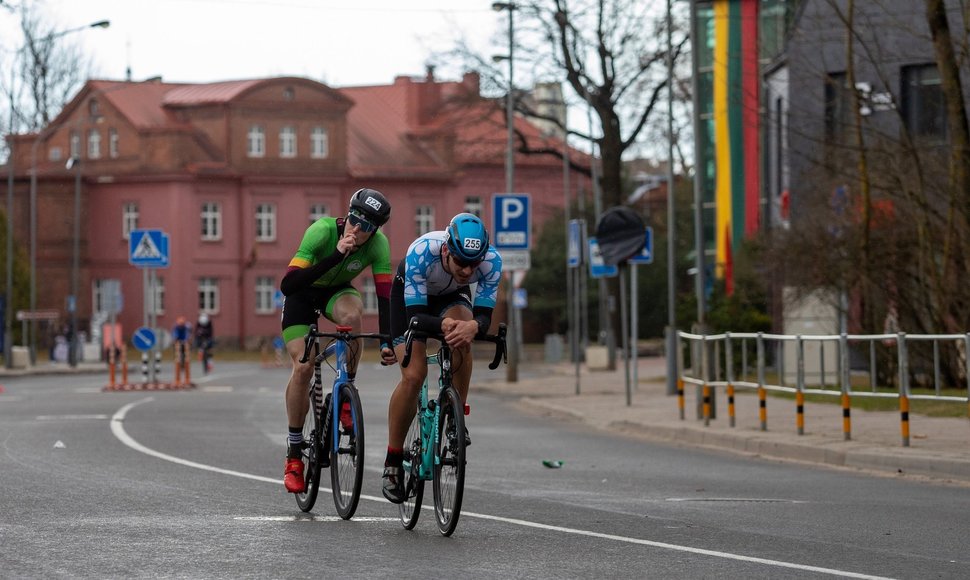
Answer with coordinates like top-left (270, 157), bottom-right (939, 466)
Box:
top-left (464, 427), bottom-right (471, 447)
top-left (382, 466), bottom-right (405, 504)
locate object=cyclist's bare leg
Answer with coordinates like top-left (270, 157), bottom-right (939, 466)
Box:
top-left (387, 340), bottom-right (428, 449)
top-left (442, 304), bottom-right (474, 402)
top-left (284, 337), bottom-right (313, 428)
top-left (330, 293), bottom-right (364, 378)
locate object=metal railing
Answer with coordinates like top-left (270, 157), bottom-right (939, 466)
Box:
top-left (677, 331), bottom-right (970, 446)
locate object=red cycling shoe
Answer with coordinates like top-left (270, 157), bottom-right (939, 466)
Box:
top-left (283, 457), bottom-right (305, 493)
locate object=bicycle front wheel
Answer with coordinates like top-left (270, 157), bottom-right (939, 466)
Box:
top-left (295, 385), bottom-right (324, 512)
top-left (399, 399), bottom-right (425, 530)
top-left (433, 386), bottom-right (466, 536)
top-left (330, 383), bottom-right (364, 519)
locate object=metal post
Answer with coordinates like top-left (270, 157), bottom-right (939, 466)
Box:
top-left (495, 1), bottom-right (518, 383)
top-left (664, 0), bottom-right (678, 395)
top-left (4, 93), bottom-right (13, 368)
top-left (69, 155), bottom-right (81, 366)
top-left (688, 0), bottom-right (706, 327)
top-left (619, 265), bottom-right (631, 406)
top-left (631, 262), bottom-right (638, 391)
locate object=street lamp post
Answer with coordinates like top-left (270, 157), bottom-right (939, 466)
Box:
top-left (492, 1), bottom-right (518, 382)
top-left (18, 18), bottom-right (109, 365)
top-left (665, 0), bottom-right (678, 395)
top-left (67, 155), bottom-right (80, 366)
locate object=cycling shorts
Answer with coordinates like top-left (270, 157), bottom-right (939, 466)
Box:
top-left (281, 283), bottom-right (361, 343)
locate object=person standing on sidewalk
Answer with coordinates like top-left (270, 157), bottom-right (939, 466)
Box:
top-left (381, 212), bottom-right (503, 503)
top-left (279, 188), bottom-right (396, 494)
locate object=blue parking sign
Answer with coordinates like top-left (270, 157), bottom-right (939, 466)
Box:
top-left (493, 194), bottom-right (530, 250)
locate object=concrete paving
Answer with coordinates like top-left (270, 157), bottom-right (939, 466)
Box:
top-left (474, 356), bottom-right (970, 486)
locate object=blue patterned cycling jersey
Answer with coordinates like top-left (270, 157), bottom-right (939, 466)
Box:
top-left (403, 231), bottom-right (503, 308)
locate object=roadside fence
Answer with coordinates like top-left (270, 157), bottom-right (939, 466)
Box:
top-left (677, 331), bottom-right (970, 446)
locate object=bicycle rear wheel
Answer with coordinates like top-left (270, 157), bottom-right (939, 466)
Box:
top-left (433, 386), bottom-right (466, 536)
top-left (295, 383), bottom-right (324, 512)
top-left (399, 398), bottom-right (425, 529)
top-left (330, 383), bottom-right (364, 519)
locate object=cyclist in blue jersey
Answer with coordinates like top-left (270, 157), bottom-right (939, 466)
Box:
top-left (172, 316), bottom-right (192, 354)
top-left (381, 213), bottom-right (503, 503)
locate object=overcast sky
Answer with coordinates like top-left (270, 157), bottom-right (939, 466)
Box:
top-left (7, 0), bottom-right (503, 87)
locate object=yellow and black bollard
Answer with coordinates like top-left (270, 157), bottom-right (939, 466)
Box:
top-left (842, 392), bottom-right (852, 441)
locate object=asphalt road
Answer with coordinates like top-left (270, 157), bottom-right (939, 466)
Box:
top-left (2, 361), bottom-right (969, 579)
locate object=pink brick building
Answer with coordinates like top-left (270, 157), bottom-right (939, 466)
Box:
top-left (6, 71), bottom-right (587, 348)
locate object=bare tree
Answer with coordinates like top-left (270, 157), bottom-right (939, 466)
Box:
top-left (1, 1), bottom-right (94, 139)
top-left (767, 0), bottom-right (970, 384)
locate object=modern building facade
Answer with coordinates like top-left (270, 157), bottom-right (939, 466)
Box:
top-left (6, 70), bottom-right (587, 349)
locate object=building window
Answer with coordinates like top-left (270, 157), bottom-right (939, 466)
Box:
top-left (109, 128), bottom-right (119, 158)
top-left (280, 126), bottom-right (297, 158)
top-left (122, 202), bottom-right (139, 240)
top-left (247, 125), bottom-right (265, 157)
top-left (201, 202), bottom-right (222, 241)
top-left (152, 276), bottom-right (166, 315)
top-left (311, 127), bottom-right (329, 159)
top-left (464, 196), bottom-right (483, 217)
top-left (902, 64), bottom-right (946, 139)
top-left (359, 276), bottom-right (378, 314)
top-left (87, 129), bottom-right (101, 159)
top-left (198, 277), bottom-right (219, 313)
top-left (256, 203), bottom-right (277, 241)
top-left (415, 205), bottom-right (434, 236)
top-left (283, 87), bottom-right (295, 101)
top-left (309, 203), bottom-right (329, 224)
top-left (88, 98), bottom-right (100, 118)
top-left (255, 276), bottom-right (275, 314)
top-left (824, 72), bottom-right (849, 144)
top-left (93, 279), bottom-right (108, 315)
top-left (48, 147), bottom-right (62, 162)
top-left (70, 131), bottom-right (80, 159)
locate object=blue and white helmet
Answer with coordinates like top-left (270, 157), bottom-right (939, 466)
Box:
top-left (446, 213), bottom-right (489, 264)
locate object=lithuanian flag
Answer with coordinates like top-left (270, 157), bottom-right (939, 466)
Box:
top-left (713, 0), bottom-right (760, 294)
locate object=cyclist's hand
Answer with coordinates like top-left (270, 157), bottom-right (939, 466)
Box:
top-left (380, 346), bottom-right (398, 366)
top-left (443, 319), bottom-right (477, 349)
top-left (336, 231), bottom-right (357, 255)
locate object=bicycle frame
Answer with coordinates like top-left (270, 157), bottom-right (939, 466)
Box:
top-left (411, 348), bottom-right (454, 482)
top-left (315, 333), bottom-right (354, 458)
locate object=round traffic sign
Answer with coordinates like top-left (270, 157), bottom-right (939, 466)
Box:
top-left (132, 326), bottom-right (157, 352)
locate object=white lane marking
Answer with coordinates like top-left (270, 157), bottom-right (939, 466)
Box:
top-left (201, 386), bottom-right (233, 393)
top-left (37, 414), bottom-right (109, 420)
top-left (112, 398), bottom-right (280, 486)
top-left (112, 398), bottom-right (893, 580)
top-left (234, 516), bottom-right (397, 522)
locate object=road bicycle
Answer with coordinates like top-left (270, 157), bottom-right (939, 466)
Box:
top-left (197, 339), bottom-right (213, 374)
top-left (398, 316), bottom-right (507, 536)
top-left (295, 324), bottom-right (388, 519)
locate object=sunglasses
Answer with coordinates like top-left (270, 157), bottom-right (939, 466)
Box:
top-left (449, 252), bottom-right (482, 270)
top-left (347, 210), bottom-right (377, 233)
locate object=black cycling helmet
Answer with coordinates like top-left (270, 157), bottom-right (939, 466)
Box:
top-left (446, 212), bottom-right (489, 264)
top-left (348, 188), bottom-right (391, 230)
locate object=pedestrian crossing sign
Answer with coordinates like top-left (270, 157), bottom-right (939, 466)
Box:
top-left (129, 229), bottom-right (170, 268)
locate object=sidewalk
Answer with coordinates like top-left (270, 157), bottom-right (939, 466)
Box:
top-left (475, 356), bottom-right (970, 486)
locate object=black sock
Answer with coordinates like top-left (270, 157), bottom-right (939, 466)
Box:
top-left (287, 426), bottom-right (303, 454)
top-left (385, 447), bottom-right (403, 467)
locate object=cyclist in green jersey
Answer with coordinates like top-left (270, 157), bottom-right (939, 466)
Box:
top-left (280, 188), bottom-right (396, 494)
